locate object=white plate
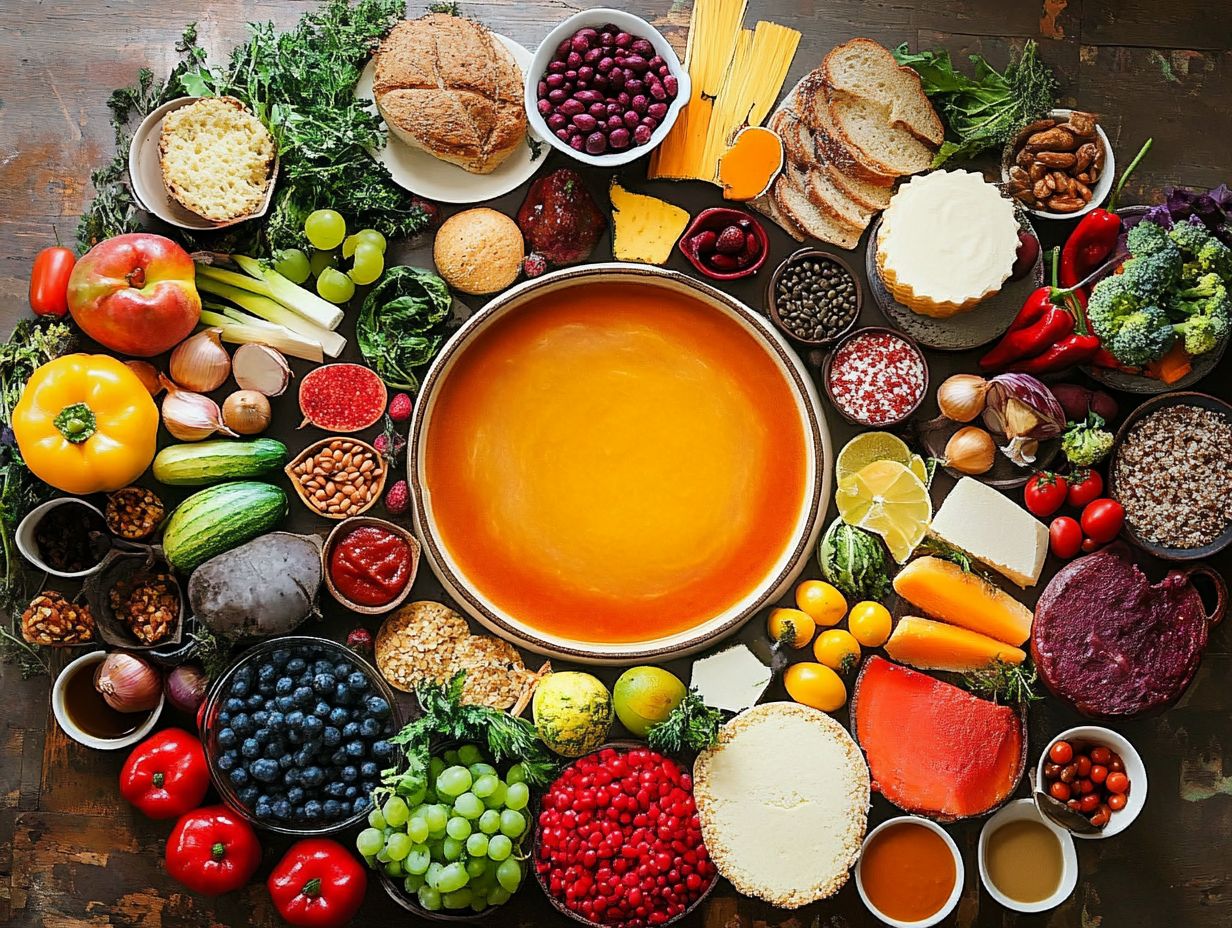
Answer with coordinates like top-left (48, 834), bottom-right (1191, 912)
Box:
top-left (354, 34), bottom-right (545, 204)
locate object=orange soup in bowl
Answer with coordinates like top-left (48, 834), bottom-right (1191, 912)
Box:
top-left (422, 280), bottom-right (810, 645)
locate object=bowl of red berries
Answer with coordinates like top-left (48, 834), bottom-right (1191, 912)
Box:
top-left (677, 208), bottom-right (768, 281)
top-left (533, 742), bottom-right (718, 927)
top-left (1035, 726), bottom-right (1146, 839)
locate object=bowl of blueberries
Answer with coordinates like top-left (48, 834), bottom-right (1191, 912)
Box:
top-left (198, 635), bottom-right (404, 835)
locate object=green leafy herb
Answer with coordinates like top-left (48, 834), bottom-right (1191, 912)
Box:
top-left (915, 536), bottom-right (974, 573)
top-left (817, 518), bottom-right (891, 601)
top-left (893, 40), bottom-right (1057, 166)
top-left (646, 690), bottom-right (723, 754)
top-left (380, 672), bottom-right (558, 802)
top-left (190, 627), bottom-right (233, 681)
top-left (427, 1), bottom-right (461, 13)
top-left (357, 266), bottom-right (453, 392)
top-left (962, 659), bottom-right (1042, 705)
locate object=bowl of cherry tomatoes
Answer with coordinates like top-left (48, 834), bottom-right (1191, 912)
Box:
top-left (1036, 726), bottom-right (1146, 839)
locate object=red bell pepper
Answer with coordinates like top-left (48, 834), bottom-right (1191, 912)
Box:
top-left (119, 728), bottom-right (210, 820)
top-left (982, 248), bottom-right (1080, 370)
top-left (166, 805), bottom-right (262, 896)
top-left (29, 245), bottom-right (76, 318)
top-left (1059, 138), bottom-right (1153, 292)
top-left (267, 839), bottom-right (368, 928)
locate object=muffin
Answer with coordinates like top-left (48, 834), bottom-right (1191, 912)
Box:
top-left (433, 208), bottom-right (524, 295)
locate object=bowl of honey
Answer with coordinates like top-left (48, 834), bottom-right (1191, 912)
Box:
top-left (856, 815), bottom-right (963, 927)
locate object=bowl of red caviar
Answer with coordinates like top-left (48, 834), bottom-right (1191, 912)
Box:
top-left (822, 326), bottom-right (929, 428)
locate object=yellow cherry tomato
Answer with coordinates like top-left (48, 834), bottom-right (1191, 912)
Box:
top-left (848, 600), bottom-right (893, 648)
top-left (794, 579), bottom-right (847, 627)
top-left (784, 662), bottom-right (847, 713)
top-left (767, 607), bottom-right (815, 649)
top-left (813, 629), bottom-right (861, 674)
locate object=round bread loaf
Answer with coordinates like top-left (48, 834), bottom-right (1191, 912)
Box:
top-left (373, 14), bottom-right (526, 175)
top-left (433, 209), bottom-right (524, 295)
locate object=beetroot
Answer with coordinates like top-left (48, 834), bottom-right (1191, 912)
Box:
top-left (515, 168), bottom-right (606, 267)
top-left (298, 363), bottom-right (387, 433)
top-left (1032, 545), bottom-right (1224, 717)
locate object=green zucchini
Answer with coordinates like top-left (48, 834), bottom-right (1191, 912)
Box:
top-left (162, 481), bottom-right (288, 573)
top-left (153, 439), bottom-right (288, 486)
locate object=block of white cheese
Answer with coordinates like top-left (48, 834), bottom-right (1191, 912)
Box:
top-left (690, 644), bottom-right (771, 713)
top-left (928, 476), bottom-right (1048, 587)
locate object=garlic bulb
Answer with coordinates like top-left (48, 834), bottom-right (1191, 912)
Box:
top-left (232, 343), bottom-right (291, 397)
top-left (159, 375), bottom-right (237, 441)
top-left (222, 390), bottom-right (271, 435)
top-left (169, 328), bottom-right (231, 393)
top-left (936, 374), bottom-right (989, 422)
top-left (944, 426), bottom-right (997, 475)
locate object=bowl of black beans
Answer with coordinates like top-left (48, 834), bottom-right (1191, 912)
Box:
top-left (767, 249), bottom-right (863, 347)
top-left (199, 636), bottom-right (403, 836)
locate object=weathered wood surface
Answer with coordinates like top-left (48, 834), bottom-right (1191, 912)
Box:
top-left (2, 2), bottom-right (1231, 926)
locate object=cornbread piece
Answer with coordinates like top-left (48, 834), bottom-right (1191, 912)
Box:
top-left (373, 14), bottom-right (525, 174)
top-left (928, 478), bottom-right (1049, 588)
top-left (876, 170), bottom-right (1020, 318)
top-left (158, 96), bottom-right (275, 222)
top-left (433, 208), bottom-right (524, 295)
top-left (694, 703), bottom-right (869, 908)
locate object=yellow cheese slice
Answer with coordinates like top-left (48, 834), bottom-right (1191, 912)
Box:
top-left (609, 180), bottom-right (690, 265)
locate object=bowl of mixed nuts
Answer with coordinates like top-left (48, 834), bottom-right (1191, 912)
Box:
top-left (84, 547), bottom-right (184, 650)
top-left (1002, 109), bottom-right (1113, 220)
top-left (284, 436), bottom-right (387, 520)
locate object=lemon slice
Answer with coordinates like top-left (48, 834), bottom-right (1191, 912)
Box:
top-left (909, 454), bottom-right (928, 484)
top-left (836, 460), bottom-right (932, 563)
top-left (835, 432), bottom-right (913, 485)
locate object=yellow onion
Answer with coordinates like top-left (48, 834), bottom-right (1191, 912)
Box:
top-left (169, 328), bottom-right (231, 393)
top-left (94, 652), bottom-right (161, 713)
top-left (944, 426), bottom-right (997, 475)
top-left (232, 344), bottom-right (291, 396)
top-left (936, 374), bottom-right (989, 422)
top-left (222, 390), bottom-right (271, 435)
top-left (159, 375), bottom-right (237, 442)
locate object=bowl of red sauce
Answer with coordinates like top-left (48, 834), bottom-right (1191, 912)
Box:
top-left (822, 326), bottom-right (929, 428)
top-left (323, 516), bottom-right (420, 615)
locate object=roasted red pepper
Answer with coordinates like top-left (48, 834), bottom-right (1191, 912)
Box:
top-left (165, 805), bottom-right (262, 896)
top-left (267, 839), bottom-right (368, 928)
top-left (979, 300), bottom-right (1074, 369)
top-left (119, 728), bottom-right (210, 820)
top-left (1059, 138), bottom-right (1153, 291)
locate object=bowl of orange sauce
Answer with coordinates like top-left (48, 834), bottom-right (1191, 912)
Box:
top-left (856, 816), bottom-right (963, 927)
top-left (409, 264), bottom-right (830, 663)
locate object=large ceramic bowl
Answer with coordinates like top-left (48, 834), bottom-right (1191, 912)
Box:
top-left (409, 264), bottom-right (831, 663)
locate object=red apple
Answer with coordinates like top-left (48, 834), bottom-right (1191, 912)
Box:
top-left (67, 233), bottom-right (201, 357)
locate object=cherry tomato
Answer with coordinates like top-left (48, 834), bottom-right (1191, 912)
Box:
top-left (1079, 793), bottom-right (1101, 813)
top-left (1081, 498), bottom-right (1125, 544)
top-left (1049, 740), bottom-right (1074, 764)
top-left (1109, 755), bottom-right (1125, 773)
top-left (1049, 781), bottom-right (1071, 802)
top-left (1024, 471), bottom-right (1068, 517)
top-left (1066, 468), bottom-right (1104, 508)
top-left (1107, 792), bottom-right (1128, 812)
top-left (1089, 746), bottom-right (1111, 765)
top-left (1075, 754), bottom-right (1092, 776)
top-left (1081, 536), bottom-right (1100, 553)
top-left (1077, 778), bottom-right (1095, 795)
top-left (1049, 517), bottom-right (1083, 559)
top-left (1044, 762), bottom-right (1062, 779)
top-left (1067, 799), bottom-right (1082, 811)
top-left (1091, 804), bottom-right (1111, 828)
top-left (1090, 764), bottom-right (1108, 785)
top-left (1106, 772), bottom-right (1129, 794)
top-left (29, 246), bottom-right (76, 317)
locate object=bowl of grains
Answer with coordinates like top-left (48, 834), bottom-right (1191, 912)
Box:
top-left (822, 327), bottom-right (929, 428)
top-left (768, 248), bottom-right (863, 348)
top-left (1109, 392), bottom-right (1232, 560)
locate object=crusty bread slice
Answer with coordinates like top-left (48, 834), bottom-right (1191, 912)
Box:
top-left (826, 86), bottom-right (935, 177)
top-left (770, 104), bottom-right (872, 238)
top-left (823, 159), bottom-right (893, 213)
top-left (774, 165), bottom-right (863, 251)
top-left (823, 38), bottom-right (944, 146)
top-left (752, 187), bottom-right (806, 241)
top-left (795, 74), bottom-right (897, 188)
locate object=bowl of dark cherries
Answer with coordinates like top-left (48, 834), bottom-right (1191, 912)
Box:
top-left (199, 636), bottom-right (403, 836)
top-left (678, 208), bottom-right (769, 281)
top-left (526, 9), bottom-right (690, 165)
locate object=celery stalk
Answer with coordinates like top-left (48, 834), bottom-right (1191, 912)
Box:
top-left (232, 255), bottom-right (344, 330)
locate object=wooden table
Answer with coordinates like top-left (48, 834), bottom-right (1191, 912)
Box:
top-left (2, 2), bottom-right (1231, 926)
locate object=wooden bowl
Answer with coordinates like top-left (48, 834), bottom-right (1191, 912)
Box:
top-left (284, 436), bottom-right (387, 521)
top-left (767, 247), bottom-right (863, 348)
top-left (821, 326), bottom-right (929, 428)
top-left (1107, 390), bottom-right (1232, 560)
top-left (322, 516), bottom-right (421, 615)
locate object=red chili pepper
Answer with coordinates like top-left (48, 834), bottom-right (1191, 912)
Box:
top-left (119, 728), bottom-right (210, 820)
top-left (1004, 285), bottom-right (1054, 335)
top-left (981, 247), bottom-right (1076, 370)
top-left (1059, 138), bottom-right (1153, 291)
top-left (267, 839), bottom-right (368, 928)
top-left (165, 805), bottom-right (262, 896)
top-left (1012, 334), bottom-right (1101, 374)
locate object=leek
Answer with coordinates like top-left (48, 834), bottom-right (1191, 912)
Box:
top-left (196, 274), bottom-right (346, 357)
top-left (198, 311), bottom-right (323, 362)
top-left (233, 255), bottom-right (344, 330)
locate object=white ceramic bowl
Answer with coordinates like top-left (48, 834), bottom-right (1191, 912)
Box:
top-left (978, 799), bottom-right (1078, 913)
top-left (51, 650), bottom-right (163, 750)
top-left (524, 9), bottom-right (691, 167)
top-left (16, 498), bottom-right (109, 579)
top-left (855, 816), bottom-right (964, 928)
top-left (1001, 108), bottom-right (1114, 221)
top-left (408, 263), bottom-right (830, 664)
top-left (128, 96), bottom-right (279, 231)
top-left (1036, 725), bottom-right (1147, 839)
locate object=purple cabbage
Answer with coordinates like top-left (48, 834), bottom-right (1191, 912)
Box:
top-left (1130, 182), bottom-right (1232, 247)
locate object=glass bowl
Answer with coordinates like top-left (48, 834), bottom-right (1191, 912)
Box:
top-left (198, 635), bottom-right (403, 836)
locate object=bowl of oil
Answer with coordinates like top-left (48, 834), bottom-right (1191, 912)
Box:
top-left (979, 799), bottom-right (1077, 913)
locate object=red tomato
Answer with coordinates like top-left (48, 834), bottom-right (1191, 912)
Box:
top-left (1106, 771), bottom-right (1129, 794)
top-left (1066, 468), bottom-right (1103, 508)
top-left (1049, 517), bottom-right (1083, 559)
top-left (1048, 740), bottom-right (1074, 764)
top-left (1107, 792), bottom-right (1127, 811)
top-left (1024, 471), bottom-right (1068, 517)
top-left (1049, 781), bottom-right (1071, 802)
top-left (1090, 764), bottom-right (1108, 784)
top-left (1089, 746), bottom-right (1111, 765)
top-left (29, 246), bottom-right (76, 317)
top-left (1079, 793), bottom-right (1101, 813)
top-left (1081, 498), bottom-right (1125, 544)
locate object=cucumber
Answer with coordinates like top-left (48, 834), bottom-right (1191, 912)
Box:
top-left (153, 439), bottom-right (288, 486)
top-left (162, 481), bottom-right (288, 573)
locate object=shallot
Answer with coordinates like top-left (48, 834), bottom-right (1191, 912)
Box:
top-left (165, 664), bottom-right (208, 716)
top-left (160, 375), bottom-right (237, 442)
top-left (124, 360), bottom-right (163, 396)
top-left (222, 390), bottom-right (271, 435)
top-left (95, 652), bottom-right (161, 713)
top-left (944, 426), bottom-right (997, 475)
top-left (936, 374), bottom-right (989, 422)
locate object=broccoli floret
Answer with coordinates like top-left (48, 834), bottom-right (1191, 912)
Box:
top-left (1087, 274), bottom-right (1139, 341)
top-left (1107, 304), bottom-right (1175, 366)
top-left (1174, 313), bottom-right (1229, 356)
top-left (1168, 217), bottom-right (1232, 278)
top-left (1061, 414), bottom-right (1115, 467)
top-left (1198, 236), bottom-right (1232, 279)
top-left (1167, 218), bottom-right (1212, 257)
top-left (1128, 220), bottom-right (1174, 257)
top-left (1119, 249), bottom-right (1182, 303)
top-left (1169, 272), bottom-right (1229, 317)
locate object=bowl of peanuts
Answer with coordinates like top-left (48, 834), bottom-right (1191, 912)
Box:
top-left (1001, 108), bottom-right (1115, 220)
top-left (284, 436), bottom-right (387, 520)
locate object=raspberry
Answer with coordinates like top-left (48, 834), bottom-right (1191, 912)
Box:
top-left (345, 627), bottom-right (373, 656)
top-left (523, 252), bottom-right (549, 278)
top-left (387, 392), bottom-right (412, 422)
top-left (714, 224), bottom-right (745, 255)
top-left (384, 479), bottom-right (410, 515)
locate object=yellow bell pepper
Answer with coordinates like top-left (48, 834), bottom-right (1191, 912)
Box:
top-left (13, 354), bottom-right (159, 494)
